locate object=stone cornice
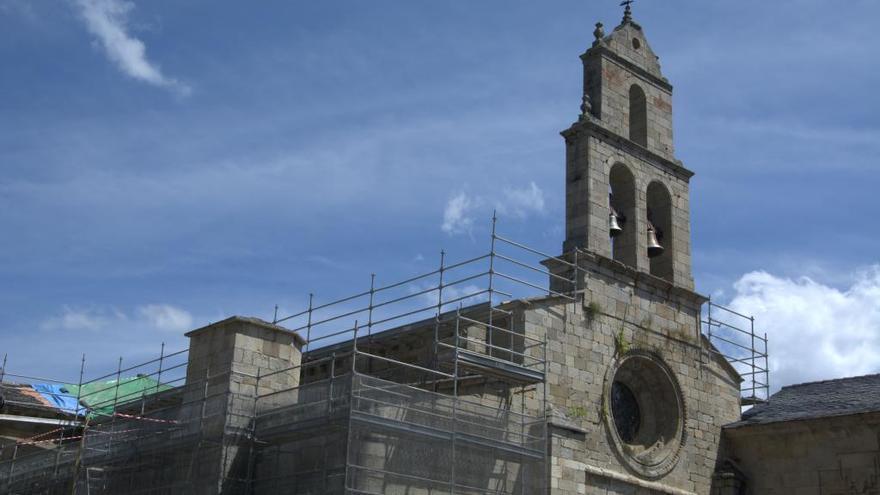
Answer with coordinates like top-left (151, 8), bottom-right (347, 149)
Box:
top-left (583, 464), bottom-right (698, 495)
top-left (561, 119), bottom-right (695, 181)
top-left (546, 250), bottom-right (708, 307)
top-left (186, 315), bottom-right (306, 346)
top-left (547, 415), bottom-right (588, 435)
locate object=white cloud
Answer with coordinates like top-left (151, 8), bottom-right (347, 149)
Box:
top-left (441, 182), bottom-right (546, 236)
top-left (137, 304), bottom-right (193, 332)
top-left (498, 181), bottom-right (545, 218)
top-left (42, 305), bottom-right (126, 331)
top-left (723, 266), bottom-right (880, 391)
top-left (73, 0), bottom-right (190, 95)
top-left (43, 304), bottom-right (194, 333)
top-left (441, 191), bottom-right (476, 235)
top-left (410, 283), bottom-right (487, 310)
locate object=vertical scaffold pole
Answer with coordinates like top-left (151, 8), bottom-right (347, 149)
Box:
top-left (451, 306), bottom-right (461, 495)
top-left (488, 212), bottom-right (498, 353)
top-left (707, 300), bottom-right (713, 343)
top-left (245, 367), bottom-right (261, 495)
top-left (352, 320), bottom-right (359, 374)
top-left (108, 356), bottom-right (123, 456)
top-left (56, 355), bottom-right (85, 477)
top-left (329, 352), bottom-right (337, 413)
top-left (273, 305), bottom-right (278, 325)
top-left (750, 316), bottom-right (756, 399)
top-left (433, 251), bottom-right (446, 379)
top-left (69, 354), bottom-right (90, 495)
top-left (520, 387), bottom-right (527, 495)
top-left (764, 332), bottom-right (770, 401)
top-left (76, 354), bottom-right (86, 417)
top-left (155, 342), bottom-right (166, 396)
top-left (543, 340), bottom-right (548, 410)
top-left (344, 321), bottom-right (359, 492)
top-left (305, 293), bottom-right (314, 354)
top-left (367, 274), bottom-right (376, 341)
top-left (7, 444), bottom-right (18, 490)
top-left (0, 353), bottom-right (6, 383)
top-left (319, 356), bottom-right (332, 493)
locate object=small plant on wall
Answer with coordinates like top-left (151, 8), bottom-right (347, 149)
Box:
top-left (568, 406), bottom-right (588, 419)
top-left (615, 328), bottom-right (631, 356)
top-left (585, 300), bottom-right (602, 321)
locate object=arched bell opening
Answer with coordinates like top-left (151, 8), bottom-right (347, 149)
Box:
top-left (629, 84), bottom-right (648, 147)
top-left (646, 181), bottom-right (673, 282)
top-left (609, 163), bottom-right (637, 267)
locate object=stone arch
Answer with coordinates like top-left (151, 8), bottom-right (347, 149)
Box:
top-left (629, 84), bottom-right (648, 147)
top-left (646, 180), bottom-right (673, 282)
top-left (609, 163), bottom-right (637, 267)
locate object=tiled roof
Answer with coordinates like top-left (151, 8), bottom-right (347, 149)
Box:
top-left (0, 384), bottom-right (54, 411)
top-left (727, 373), bottom-right (880, 428)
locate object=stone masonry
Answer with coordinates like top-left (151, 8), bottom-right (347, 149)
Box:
top-left (183, 316), bottom-right (304, 494)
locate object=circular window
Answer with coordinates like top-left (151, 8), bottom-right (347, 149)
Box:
top-left (632, 38), bottom-right (641, 50)
top-left (604, 351), bottom-right (685, 479)
top-left (612, 381), bottom-right (640, 442)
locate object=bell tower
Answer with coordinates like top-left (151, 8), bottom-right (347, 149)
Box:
top-left (538, 8), bottom-right (743, 495)
top-left (562, 6), bottom-right (694, 290)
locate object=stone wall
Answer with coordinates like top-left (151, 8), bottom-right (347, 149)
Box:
top-left (516, 255), bottom-right (741, 495)
top-left (722, 413), bottom-right (880, 495)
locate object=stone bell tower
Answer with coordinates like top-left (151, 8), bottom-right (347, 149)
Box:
top-left (562, 5), bottom-right (694, 290)
top-left (539, 6), bottom-right (743, 495)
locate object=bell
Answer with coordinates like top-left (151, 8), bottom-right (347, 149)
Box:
top-left (647, 223), bottom-right (664, 258)
top-left (609, 209), bottom-right (623, 237)
top-left (609, 194), bottom-right (624, 238)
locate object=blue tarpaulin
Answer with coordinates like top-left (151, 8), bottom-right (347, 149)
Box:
top-left (31, 383), bottom-right (80, 414)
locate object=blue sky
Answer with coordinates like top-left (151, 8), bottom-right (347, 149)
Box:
top-left (1, 0), bottom-right (879, 388)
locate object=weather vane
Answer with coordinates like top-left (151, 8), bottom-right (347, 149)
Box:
top-left (621, 0), bottom-right (634, 23)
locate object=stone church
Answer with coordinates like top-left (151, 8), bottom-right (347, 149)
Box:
top-left (2, 5), bottom-right (879, 495)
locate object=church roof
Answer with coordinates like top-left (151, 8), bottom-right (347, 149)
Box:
top-left (727, 373), bottom-right (880, 428)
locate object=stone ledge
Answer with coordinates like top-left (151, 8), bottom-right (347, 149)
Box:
top-left (584, 464), bottom-right (697, 495)
top-left (548, 416), bottom-right (588, 435)
top-left (185, 315), bottom-right (306, 347)
top-left (544, 250), bottom-right (708, 308)
top-left (561, 119), bottom-right (693, 181)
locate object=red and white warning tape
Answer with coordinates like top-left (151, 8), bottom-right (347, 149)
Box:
top-left (113, 412), bottom-right (178, 424)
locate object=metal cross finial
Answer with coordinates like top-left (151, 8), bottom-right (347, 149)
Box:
top-left (621, 0), bottom-right (634, 23)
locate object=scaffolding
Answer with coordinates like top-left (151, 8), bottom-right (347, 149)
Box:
top-left (703, 301), bottom-right (771, 405)
top-left (0, 218), bottom-right (770, 493)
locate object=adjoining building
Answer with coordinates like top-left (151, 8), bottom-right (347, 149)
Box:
top-left (1, 5), bottom-right (873, 495)
top-left (719, 374), bottom-right (880, 494)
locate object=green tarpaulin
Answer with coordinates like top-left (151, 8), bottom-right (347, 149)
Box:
top-left (64, 375), bottom-right (172, 418)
